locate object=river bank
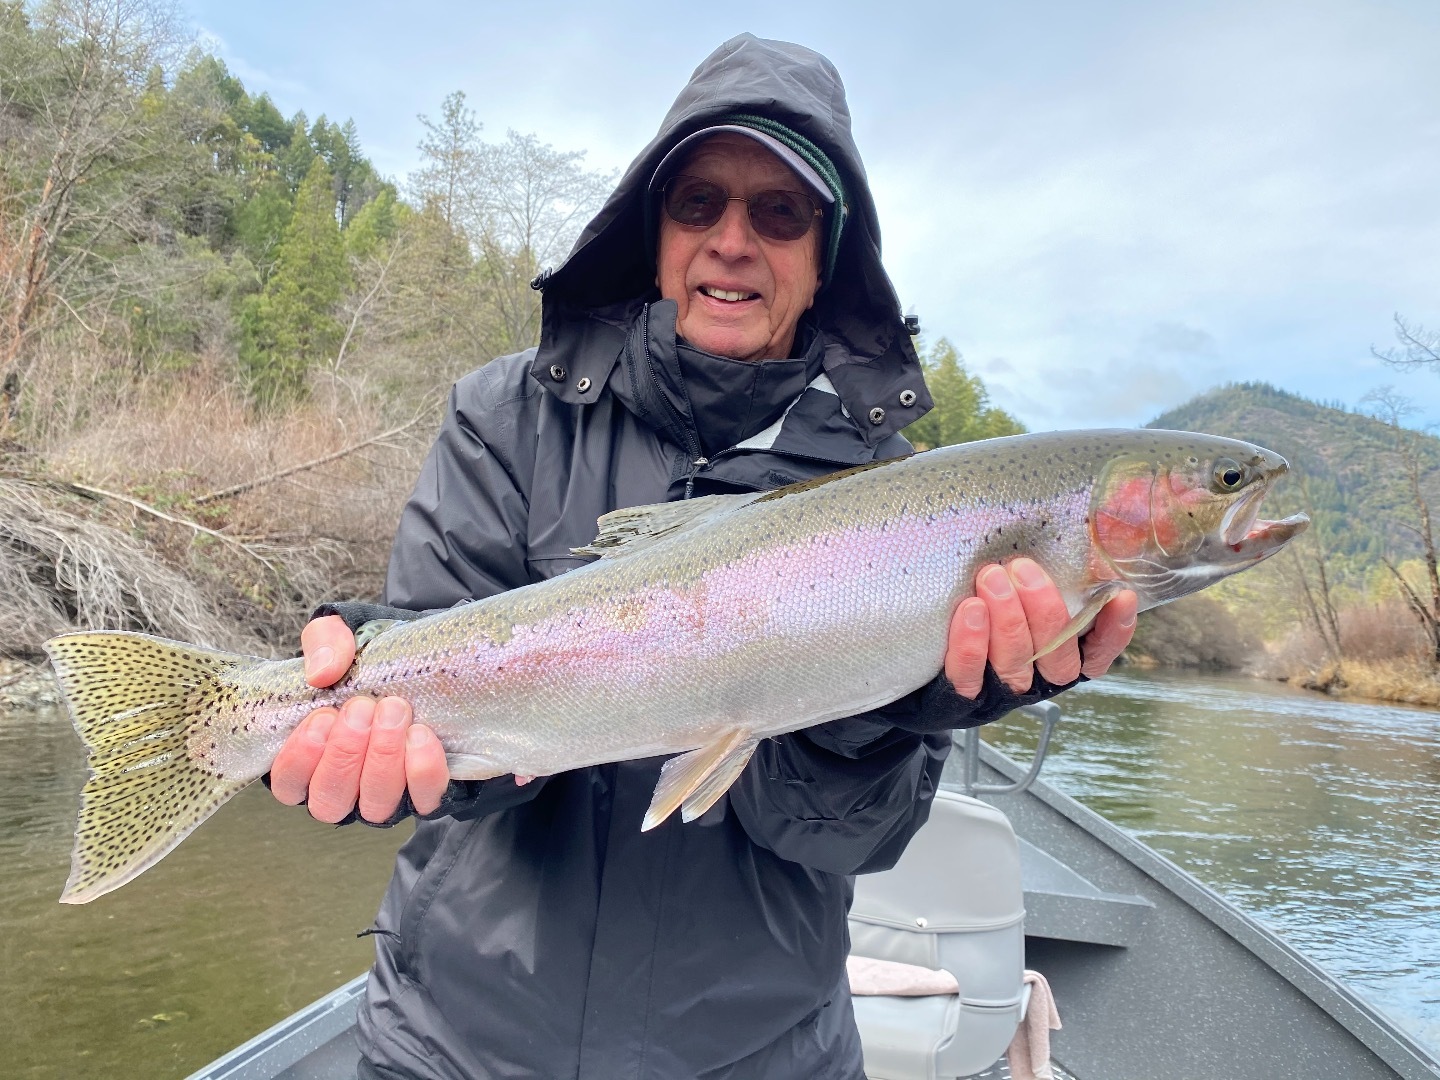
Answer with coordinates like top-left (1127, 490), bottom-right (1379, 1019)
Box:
top-left (0, 657), bottom-right (58, 712)
top-left (1280, 657), bottom-right (1440, 708)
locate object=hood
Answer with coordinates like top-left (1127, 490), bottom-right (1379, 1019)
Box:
top-left (532, 34), bottom-right (933, 447)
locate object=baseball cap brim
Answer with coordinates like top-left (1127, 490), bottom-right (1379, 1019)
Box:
top-left (648, 125), bottom-right (835, 204)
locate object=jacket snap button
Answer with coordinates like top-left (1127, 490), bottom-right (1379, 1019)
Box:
top-left (868, 406), bottom-right (886, 425)
top-left (549, 365), bottom-right (567, 382)
top-left (899, 389), bottom-right (917, 407)
top-left (576, 376), bottom-right (592, 393)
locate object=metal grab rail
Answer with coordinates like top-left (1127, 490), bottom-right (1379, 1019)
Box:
top-left (956, 700), bottom-right (1062, 797)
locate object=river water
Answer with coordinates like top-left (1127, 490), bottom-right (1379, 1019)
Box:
top-left (1, 670), bottom-right (1436, 1077)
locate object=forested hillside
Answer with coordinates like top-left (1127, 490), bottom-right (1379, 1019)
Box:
top-left (0, 0), bottom-right (614, 657)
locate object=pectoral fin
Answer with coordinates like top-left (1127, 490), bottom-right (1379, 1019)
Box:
top-left (1029, 581), bottom-right (1125, 662)
top-left (445, 754), bottom-right (508, 780)
top-left (355, 619), bottom-right (401, 650)
top-left (642, 729), bottom-right (752, 832)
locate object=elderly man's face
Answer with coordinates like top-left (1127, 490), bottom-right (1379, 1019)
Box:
top-left (656, 133), bottom-right (823, 361)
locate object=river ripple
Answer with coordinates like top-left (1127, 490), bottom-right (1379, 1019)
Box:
top-left (983, 668), bottom-right (1440, 1056)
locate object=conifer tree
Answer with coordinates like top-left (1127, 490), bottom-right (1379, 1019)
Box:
top-left (240, 158), bottom-right (349, 404)
top-left (346, 187), bottom-right (398, 259)
top-left (279, 112), bottom-right (317, 191)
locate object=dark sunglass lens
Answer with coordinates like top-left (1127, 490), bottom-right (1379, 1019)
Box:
top-left (664, 177), bottom-right (726, 227)
top-left (750, 190), bottom-right (816, 241)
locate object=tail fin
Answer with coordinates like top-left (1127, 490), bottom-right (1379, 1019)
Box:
top-left (45, 632), bottom-right (257, 904)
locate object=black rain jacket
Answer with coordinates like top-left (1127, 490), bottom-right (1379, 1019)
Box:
top-left (353, 35), bottom-right (1070, 1080)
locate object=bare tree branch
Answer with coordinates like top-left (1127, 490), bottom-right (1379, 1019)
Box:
top-left (192, 412), bottom-right (426, 505)
top-left (1372, 313), bottom-right (1440, 370)
top-left (60, 479), bottom-right (280, 575)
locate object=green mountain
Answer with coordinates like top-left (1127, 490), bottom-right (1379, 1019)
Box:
top-left (1147, 382), bottom-right (1440, 565)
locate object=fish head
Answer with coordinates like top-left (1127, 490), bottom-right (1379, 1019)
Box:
top-left (1088, 431), bottom-right (1309, 607)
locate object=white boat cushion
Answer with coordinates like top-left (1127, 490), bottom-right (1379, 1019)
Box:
top-left (847, 955), bottom-right (960, 996)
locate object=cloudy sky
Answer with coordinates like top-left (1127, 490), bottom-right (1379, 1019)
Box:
top-left (187, 0), bottom-right (1440, 431)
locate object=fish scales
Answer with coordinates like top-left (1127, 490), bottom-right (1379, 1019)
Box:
top-left (45, 429), bottom-right (1309, 902)
top-left (336, 439), bottom-right (1100, 776)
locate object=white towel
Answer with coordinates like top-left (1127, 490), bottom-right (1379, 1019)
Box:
top-left (1007, 969), bottom-right (1062, 1080)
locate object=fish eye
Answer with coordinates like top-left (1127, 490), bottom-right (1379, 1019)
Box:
top-left (1214, 459), bottom-right (1244, 490)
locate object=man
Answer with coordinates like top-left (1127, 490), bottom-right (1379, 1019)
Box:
top-left (271, 35), bottom-right (1134, 1079)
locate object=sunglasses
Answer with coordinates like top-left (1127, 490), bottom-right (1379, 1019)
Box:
top-left (661, 175), bottom-right (822, 242)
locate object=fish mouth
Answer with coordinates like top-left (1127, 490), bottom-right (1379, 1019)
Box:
top-left (1227, 512), bottom-right (1310, 559)
top-left (1220, 484), bottom-right (1267, 545)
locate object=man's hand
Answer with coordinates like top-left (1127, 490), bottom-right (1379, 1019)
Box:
top-left (943, 559), bottom-right (1137, 700)
top-left (269, 615), bottom-right (451, 823)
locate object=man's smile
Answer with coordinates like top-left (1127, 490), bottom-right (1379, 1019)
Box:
top-left (698, 284), bottom-right (762, 303)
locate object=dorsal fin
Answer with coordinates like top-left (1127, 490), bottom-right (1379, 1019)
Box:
top-left (572, 493), bottom-right (760, 559)
top-left (752, 456), bottom-right (903, 504)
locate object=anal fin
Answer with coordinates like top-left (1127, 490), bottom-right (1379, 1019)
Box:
top-left (1029, 582), bottom-right (1124, 662)
top-left (642, 729), bottom-right (751, 832)
top-left (680, 738), bottom-right (758, 823)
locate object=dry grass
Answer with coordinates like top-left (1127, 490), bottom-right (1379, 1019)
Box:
top-left (4, 355), bottom-right (440, 661)
top-left (1292, 657), bottom-right (1440, 707)
top-left (1266, 600), bottom-right (1440, 705)
top-left (0, 476), bottom-right (251, 655)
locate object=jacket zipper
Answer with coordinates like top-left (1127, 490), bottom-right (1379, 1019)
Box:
top-left (637, 303), bottom-right (709, 499)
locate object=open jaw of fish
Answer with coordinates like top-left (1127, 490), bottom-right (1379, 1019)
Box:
top-left (45, 429), bottom-right (1308, 903)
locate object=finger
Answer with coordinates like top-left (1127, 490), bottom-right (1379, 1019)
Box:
top-left (404, 724), bottom-right (450, 816)
top-left (1010, 558), bottom-right (1082, 687)
top-left (1080, 590), bottom-right (1138, 679)
top-left (270, 709), bottom-right (336, 805)
top-left (302, 615), bottom-right (357, 688)
top-left (944, 598), bottom-right (991, 699)
top-left (515, 775), bottom-right (536, 786)
top-left (978, 563), bottom-right (1035, 693)
top-left (358, 697), bottom-right (411, 823)
top-left (306, 696), bottom-right (374, 823)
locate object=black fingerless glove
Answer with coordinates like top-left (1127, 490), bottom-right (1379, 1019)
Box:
top-left (310, 601), bottom-right (424, 634)
top-left (883, 663), bottom-right (1086, 736)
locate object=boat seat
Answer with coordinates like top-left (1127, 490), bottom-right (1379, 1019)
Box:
top-left (850, 789), bottom-right (1026, 1080)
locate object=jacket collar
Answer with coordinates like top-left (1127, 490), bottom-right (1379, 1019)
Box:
top-left (530, 299), bottom-right (927, 448)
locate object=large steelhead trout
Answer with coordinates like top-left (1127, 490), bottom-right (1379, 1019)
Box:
top-left (47, 429), bottom-right (1307, 903)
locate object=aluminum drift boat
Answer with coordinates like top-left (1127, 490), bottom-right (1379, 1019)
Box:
top-left (187, 704), bottom-right (1440, 1080)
